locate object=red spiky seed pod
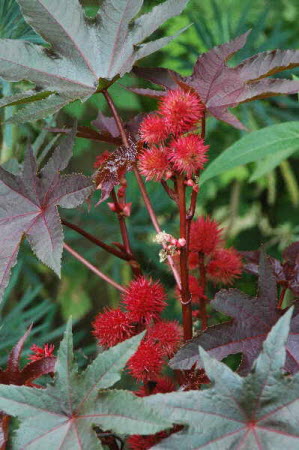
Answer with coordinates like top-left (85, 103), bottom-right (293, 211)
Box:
top-left (146, 320), bottom-right (182, 357)
top-left (168, 134), bottom-right (209, 177)
top-left (135, 376), bottom-right (176, 397)
top-left (190, 216), bottom-right (223, 255)
top-left (122, 277), bottom-right (167, 325)
top-left (138, 145), bottom-right (170, 181)
top-left (158, 88), bottom-right (204, 135)
top-left (139, 114), bottom-right (169, 144)
top-left (207, 248), bottom-right (243, 285)
top-left (189, 275), bottom-right (205, 303)
top-left (127, 341), bottom-right (163, 381)
top-left (92, 308), bottom-right (134, 348)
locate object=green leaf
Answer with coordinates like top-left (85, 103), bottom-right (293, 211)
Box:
top-left (200, 121), bottom-right (299, 185)
top-left (0, 323), bottom-right (171, 449)
top-left (0, 0), bottom-right (189, 122)
top-left (250, 146), bottom-right (298, 181)
top-left (146, 308), bottom-right (299, 449)
top-left (0, 90), bottom-right (51, 108)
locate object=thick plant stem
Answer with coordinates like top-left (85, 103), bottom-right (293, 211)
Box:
top-left (103, 89), bottom-right (181, 288)
top-left (186, 115), bottom-right (206, 243)
top-left (198, 253), bottom-right (208, 331)
top-left (63, 243), bottom-right (126, 293)
top-left (101, 90), bottom-right (142, 277)
top-left (110, 189), bottom-right (142, 277)
top-left (61, 219), bottom-right (129, 260)
top-left (177, 175), bottom-right (192, 341)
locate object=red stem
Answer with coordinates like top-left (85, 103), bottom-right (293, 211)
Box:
top-left (198, 253), bottom-right (208, 330)
top-left (63, 243), bottom-right (126, 293)
top-left (177, 175), bottom-right (192, 341)
top-left (135, 167), bottom-right (181, 288)
top-left (186, 115), bottom-right (206, 245)
top-left (110, 189), bottom-right (142, 277)
top-left (61, 218), bottom-right (129, 260)
top-left (103, 89), bottom-right (181, 288)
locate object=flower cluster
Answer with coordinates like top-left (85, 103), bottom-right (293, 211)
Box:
top-left (92, 276), bottom-right (182, 383)
top-left (153, 231), bottom-right (186, 262)
top-left (138, 88), bottom-right (208, 182)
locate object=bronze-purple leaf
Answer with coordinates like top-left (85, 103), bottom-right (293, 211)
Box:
top-left (170, 252), bottom-right (299, 375)
top-left (0, 127), bottom-right (94, 302)
top-left (243, 242), bottom-right (299, 297)
top-left (92, 112), bottom-right (146, 141)
top-left (133, 31), bottom-right (299, 129)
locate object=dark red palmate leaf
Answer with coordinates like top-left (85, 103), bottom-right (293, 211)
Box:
top-left (47, 126), bottom-right (122, 145)
top-left (170, 252), bottom-right (299, 374)
top-left (132, 31), bottom-right (299, 129)
top-left (0, 127), bottom-right (94, 301)
top-left (243, 241), bottom-right (299, 297)
top-left (92, 112), bottom-right (146, 141)
top-left (0, 328), bottom-right (56, 449)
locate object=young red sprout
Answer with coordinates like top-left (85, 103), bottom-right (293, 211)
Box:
top-left (28, 344), bottom-right (55, 362)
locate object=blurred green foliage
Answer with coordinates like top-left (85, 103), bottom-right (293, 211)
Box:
top-left (0, 0), bottom-right (298, 364)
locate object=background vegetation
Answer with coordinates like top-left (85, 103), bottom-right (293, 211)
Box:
top-left (0, 0), bottom-right (298, 366)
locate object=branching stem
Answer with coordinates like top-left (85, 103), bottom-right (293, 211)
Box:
top-left (103, 89), bottom-right (181, 288)
top-left (177, 175), bottom-right (192, 340)
top-left (62, 218), bottom-right (129, 260)
top-left (63, 243), bottom-right (126, 293)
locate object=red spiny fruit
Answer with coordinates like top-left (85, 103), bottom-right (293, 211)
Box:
top-left (207, 248), bottom-right (243, 284)
top-left (127, 427), bottom-right (183, 450)
top-left (93, 150), bottom-right (111, 168)
top-left (135, 376), bottom-right (176, 397)
top-left (122, 277), bottom-right (167, 325)
top-left (158, 88), bottom-right (204, 135)
top-left (189, 275), bottom-right (205, 303)
top-left (128, 431), bottom-right (170, 450)
top-left (138, 145), bottom-right (170, 181)
top-left (190, 216), bottom-right (223, 255)
top-left (92, 308), bottom-right (134, 348)
top-left (139, 114), bottom-right (169, 144)
top-left (146, 320), bottom-right (182, 357)
top-left (189, 250), bottom-right (199, 269)
top-left (28, 344), bottom-right (55, 362)
top-left (168, 134), bottom-right (209, 177)
top-left (127, 341), bottom-right (163, 381)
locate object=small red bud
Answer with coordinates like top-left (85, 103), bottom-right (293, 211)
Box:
top-left (178, 238), bottom-right (186, 247)
top-left (122, 203), bottom-right (132, 217)
top-left (107, 202), bottom-right (117, 212)
top-left (185, 179), bottom-right (194, 187)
